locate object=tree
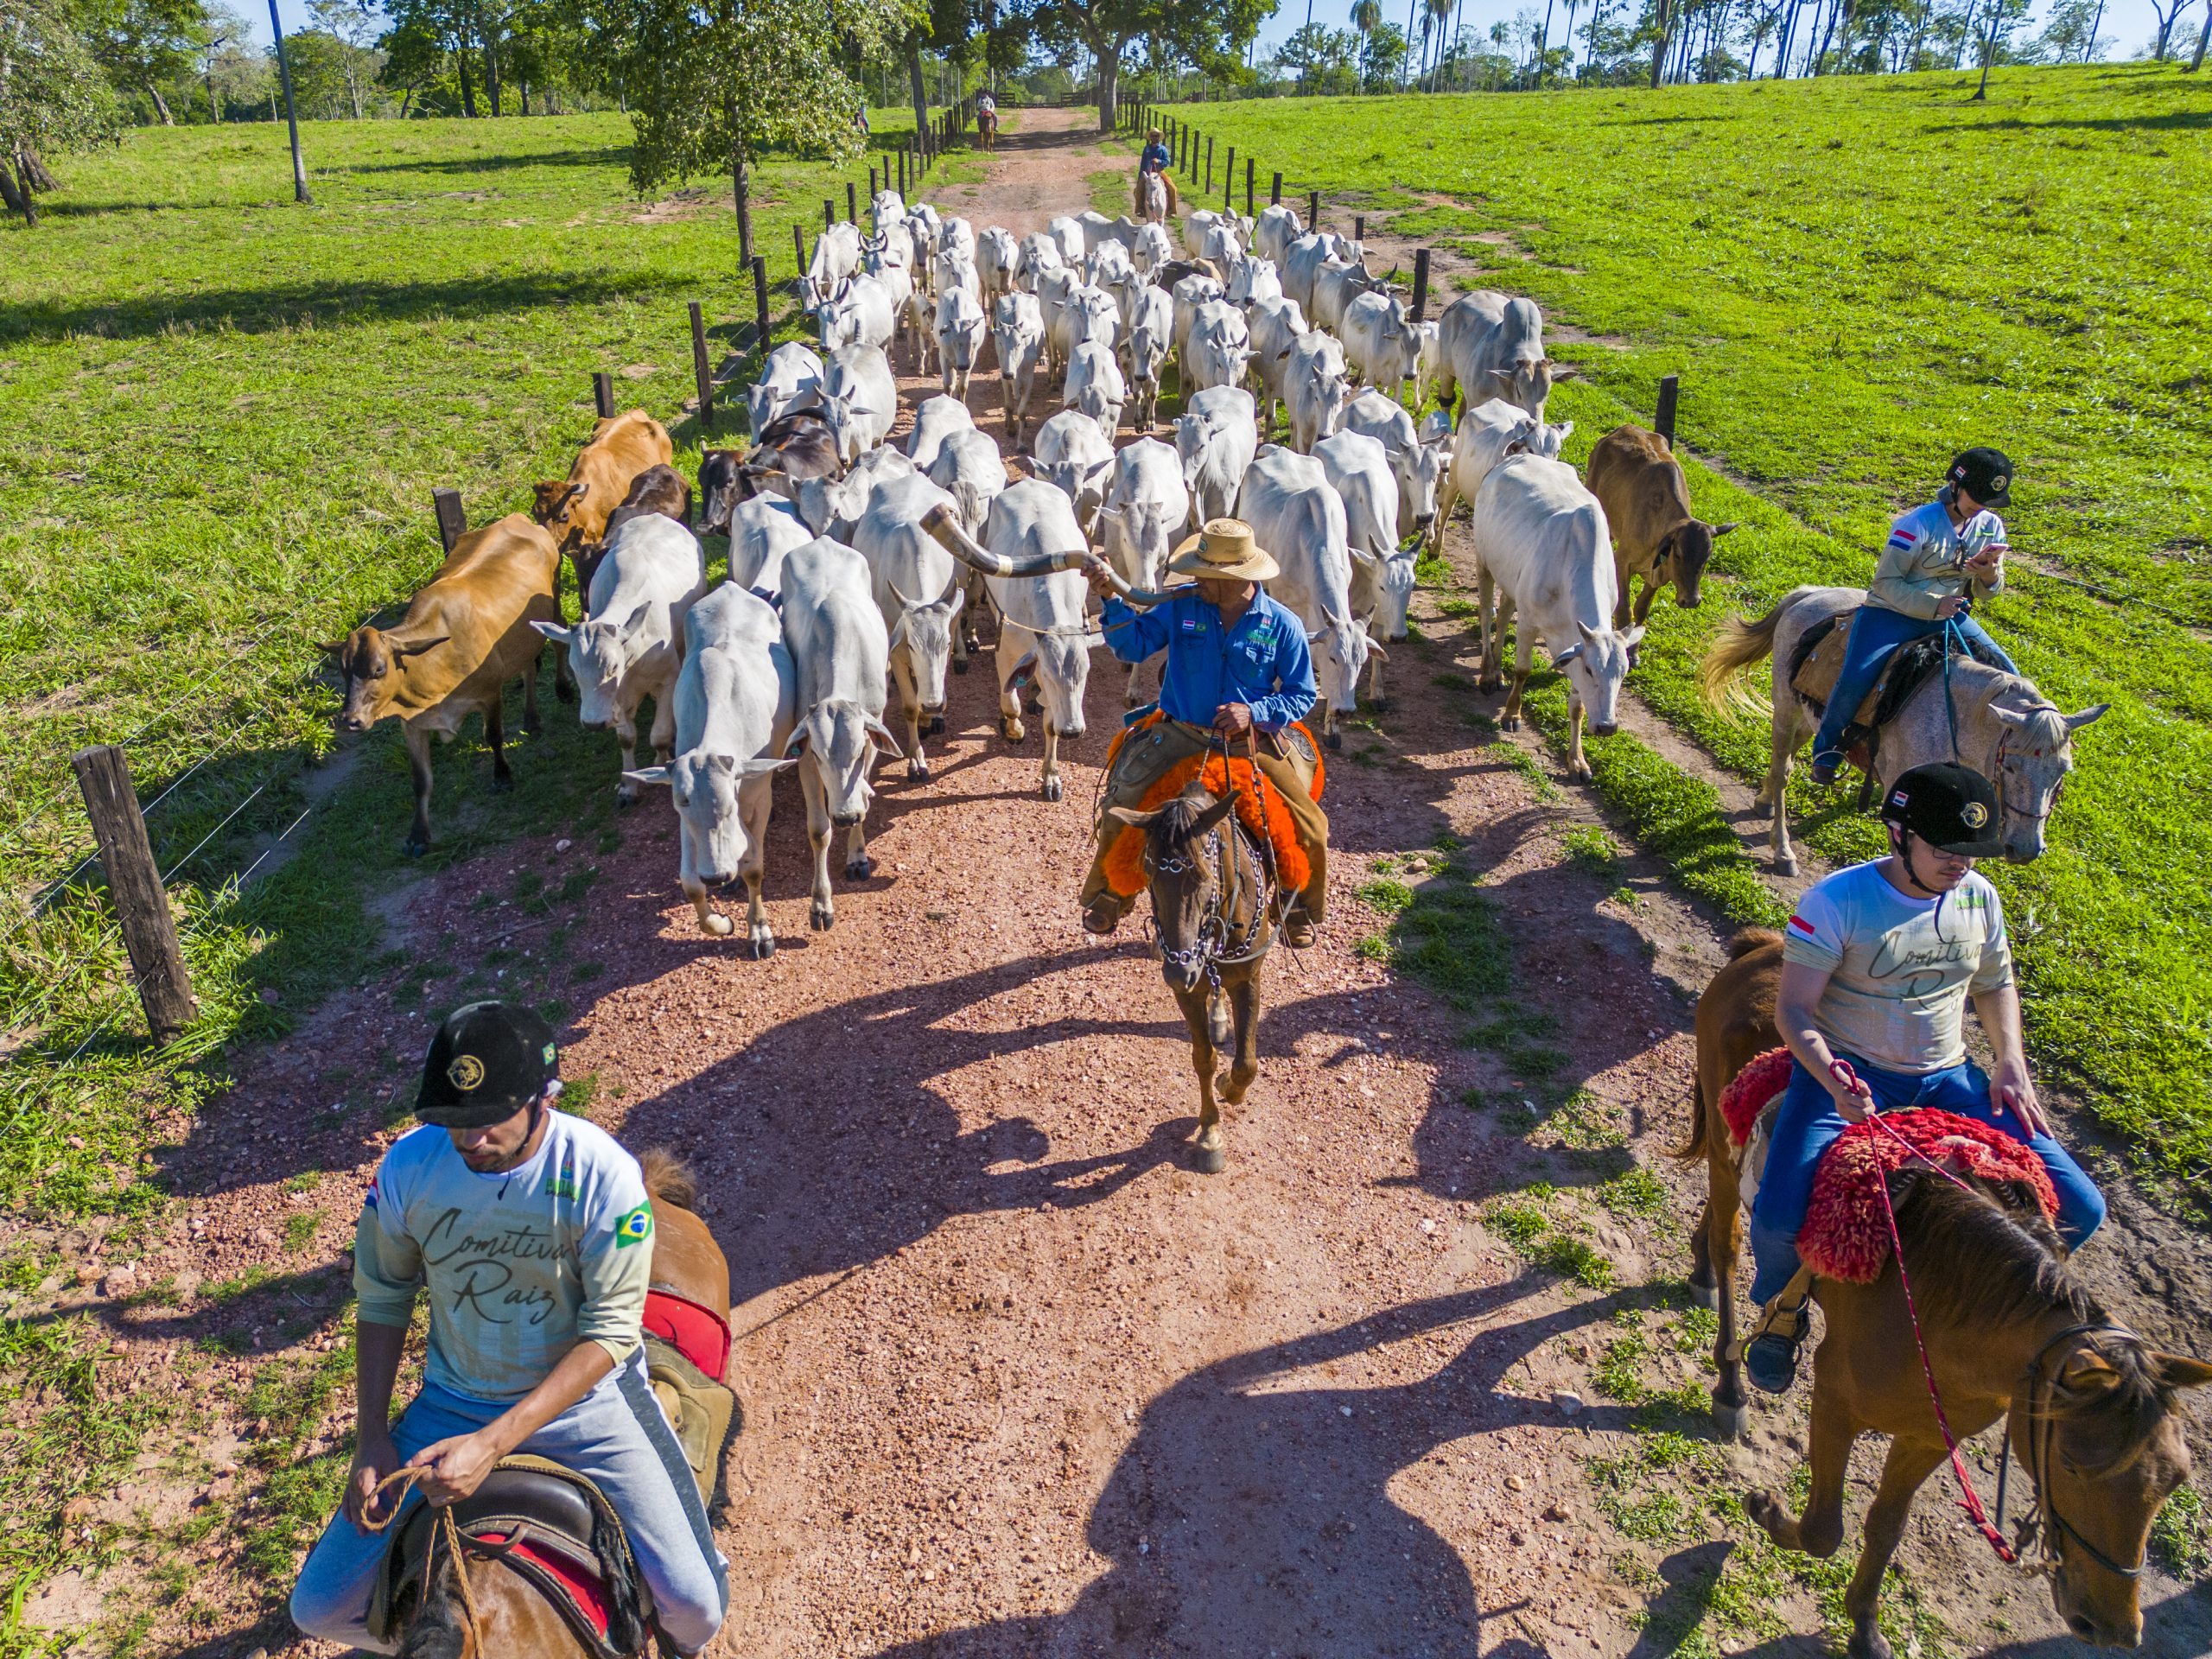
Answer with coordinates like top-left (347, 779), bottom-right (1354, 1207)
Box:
top-left (1970, 0), bottom-right (2025, 93)
top-left (83, 0), bottom-right (211, 124)
top-left (1358, 16), bottom-right (1409, 86)
top-left (0, 0), bottom-right (124, 224)
top-left (2145, 0), bottom-right (2194, 56)
top-left (1277, 22), bottom-right (1358, 89)
top-left (263, 0), bottom-right (309, 200)
top-left (2032, 0), bottom-right (2107, 60)
top-left (1001, 0), bottom-right (1267, 131)
top-left (307, 0), bottom-right (378, 116)
top-left (197, 0), bottom-right (244, 118)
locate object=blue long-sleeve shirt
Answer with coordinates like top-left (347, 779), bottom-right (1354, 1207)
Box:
top-left (1101, 589), bottom-right (1317, 732)
top-left (1139, 142), bottom-right (1172, 175)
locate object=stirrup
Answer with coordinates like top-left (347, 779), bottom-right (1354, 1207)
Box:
top-left (1808, 751), bottom-right (1843, 787)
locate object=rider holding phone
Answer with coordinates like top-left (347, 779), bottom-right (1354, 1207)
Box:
top-left (1742, 763), bottom-right (2105, 1392)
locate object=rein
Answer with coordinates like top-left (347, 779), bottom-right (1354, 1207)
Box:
top-left (1144, 731), bottom-right (1277, 988)
top-left (2012, 1320), bottom-right (2149, 1580)
top-left (365, 1466), bottom-right (485, 1654)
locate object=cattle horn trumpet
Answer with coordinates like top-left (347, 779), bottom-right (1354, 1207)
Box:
top-left (918, 505), bottom-right (1176, 607)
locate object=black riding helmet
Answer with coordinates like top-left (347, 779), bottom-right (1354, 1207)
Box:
top-left (1881, 762), bottom-right (2005, 859)
top-left (416, 1001), bottom-right (558, 1128)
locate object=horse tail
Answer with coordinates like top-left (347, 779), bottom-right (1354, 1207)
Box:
top-left (1699, 588), bottom-right (1811, 720)
top-left (1674, 929), bottom-right (1785, 1165)
top-left (1675, 1079), bottom-right (1712, 1165)
top-left (639, 1147), bottom-right (698, 1213)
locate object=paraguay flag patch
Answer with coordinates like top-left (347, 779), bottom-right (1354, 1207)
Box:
top-left (613, 1203), bottom-right (654, 1249)
top-left (1788, 915), bottom-right (1819, 940)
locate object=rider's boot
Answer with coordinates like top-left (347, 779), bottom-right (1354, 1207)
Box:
top-left (1743, 1285), bottom-right (1813, 1393)
top-left (1808, 749), bottom-right (1844, 788)
top-left (1280, 904), bottom-right (1316, 950)
top-left (1082, 895), bottom-right (1122, 938)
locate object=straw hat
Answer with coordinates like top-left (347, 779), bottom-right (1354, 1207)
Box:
top-left (1168, 518), bottom-right (1279, 582)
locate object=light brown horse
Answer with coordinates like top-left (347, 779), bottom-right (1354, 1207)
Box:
top-left (976, 105), bottom-right (998, 152)
top-left (1682, 937), bottom-right (2212, 1657)
top-left (395, 1151), bottom-right (729, 1659)
top-left (1109, 785), bottom-right (1272, 1173)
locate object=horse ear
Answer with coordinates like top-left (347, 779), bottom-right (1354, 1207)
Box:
top-left (1105, 805), bottom-right (1160, 830)
top-left (1191, 793), bottom-right (1238, 837)
top-left (2063, 702), bottom-right (2110, 732)
top-left (2151, 1352), bottom-right (2212, 1391)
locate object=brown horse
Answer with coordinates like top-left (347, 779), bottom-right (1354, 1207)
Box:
top-left (1682, 937), bottom-right (2212, 1657)
top-left (1108, 785), bottom-right (1273, 1173)
top-left (395, 1151), bottom-right (730, 1659)
top-left (976, 106), bottom-right (998, 152)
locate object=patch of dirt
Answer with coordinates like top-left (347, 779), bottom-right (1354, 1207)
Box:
top-left (634, 187), bottom-right (719, 225)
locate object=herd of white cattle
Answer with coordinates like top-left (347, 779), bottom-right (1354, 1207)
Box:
top-left (570, 186), bottom-right (1655, 953)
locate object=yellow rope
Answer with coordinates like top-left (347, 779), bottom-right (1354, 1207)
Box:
top-left (363, 1467), bottom-right (485, 1655)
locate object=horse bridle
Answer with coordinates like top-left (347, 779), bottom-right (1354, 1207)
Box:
top-left (1145, 816), bottom-right (1273, 989)
top-left (1991, 708), bottom-right (2068, 825)
top-left (2007, 1320), bottom-right (2148, 1580)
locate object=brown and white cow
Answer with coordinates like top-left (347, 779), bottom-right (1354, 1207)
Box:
top-left (321, 513), bottom-right (562, 856)
top-left (1586, 423), bottom-right (1738, 628)
top-left (531, 408), bottom-right (675, 581)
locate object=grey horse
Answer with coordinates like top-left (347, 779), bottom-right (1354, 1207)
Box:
top-left (1700, 584), bottom-right (2107, 874)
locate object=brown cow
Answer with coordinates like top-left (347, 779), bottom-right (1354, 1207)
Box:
top-left (1586, 423), bottom-right (1738, 628)
top-left (531, 408), bottom-right (675, 578)
top-left (321, 513), bottom-right (562, 856)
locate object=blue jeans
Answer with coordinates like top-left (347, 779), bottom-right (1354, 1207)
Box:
top-left (1747, 1052), bottom-right (2104, 1304)
top-left (290, 1352), bottom-right (728, 1654)
top-left (1811, 605), bottom-right (2018, 766)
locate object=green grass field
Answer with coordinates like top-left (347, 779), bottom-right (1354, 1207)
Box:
top-left (1166, 64), bottom-right (2212, 1204)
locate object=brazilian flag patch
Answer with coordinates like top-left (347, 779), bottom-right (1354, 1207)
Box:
top-left (613, 1203), bottom-right (653, 1249)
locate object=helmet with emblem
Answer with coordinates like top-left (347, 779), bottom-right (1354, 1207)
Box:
top-left (1880, 762), bottom-right (2005, 858)
top-left (416, 1001), bottom-right (559, 1127)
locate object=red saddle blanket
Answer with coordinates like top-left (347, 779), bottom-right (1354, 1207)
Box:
top-left (1719, 1048), bottom-right (2057, 1283)
top-left (1101, 715), bottom-right (1324, 902)
top-left (479, 1532), bottom-right (614, 1645)
top-left (645, 1286), bottom-right (731, 1382)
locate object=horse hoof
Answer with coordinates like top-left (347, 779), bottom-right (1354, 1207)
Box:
top-left (1847, 1626), bottom-right (1895, 1659)
top-left (1776, 855), bottom-right (1798, 877)
top-left (810, 903), bottom-right (834, 931)
top-left (1712, 1398), bottom-right (1750, 1440)
top-left (1745, 1487), bottom-right (1790, 1543)
top-left (1194, 1144), bottom-right (1227, 1175)
top-left (749, 931), bottom-right (776, 961)
top-left (1688, 1277), bottom-right (1720, 1312)
top-left (1324, 731), bottom-right (1343, 752)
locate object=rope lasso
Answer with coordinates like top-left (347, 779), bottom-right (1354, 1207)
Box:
top-left (362, 1467), bottom-right (485, 1652)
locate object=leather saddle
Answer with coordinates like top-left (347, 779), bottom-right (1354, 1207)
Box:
top-left (1789, 607), bottom-right (2009, 776)
top-left (370, 1457), bottom-right (650, 1659)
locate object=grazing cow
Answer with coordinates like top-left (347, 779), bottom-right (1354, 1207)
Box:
top-left (906, 394), bottom-right (976, 474)
top-left (532, 514), bottom-right (705, 806)
top-left (1238, 445), bottom-right (1376, 749)
top-left (1282, 232), bottom-right (1360, 317)
top-left (1253, 202), bottom-right (1303, 268)
top-left (804, 221), bottom-right (863, 307)
top-left (1046, 215), bottom-right (1085, 265)
top-left (745, 341), bottom-right (826, 440)
top-left (1047, 283), bottom-right (1118, 379)
top-left (1467, 454), bottom-right (1638, 779)
top-left (1097, 438), bottom-right (1190, 708)
top-left (1015, 231), bottom-right (1064, 293)
top-left (1283, 329), bottom-right (1352, 455)
top-left (1063, 336), bottom-right (1128, 434)
top-left (976, 226), bottom-right (1020, 301)
top-left (1309, 258), bottom-right (1382, 335)
top-left (725, 495), bottom-right (811, 595)
top-left (849, 471), bottom-right (969, 779)
top-left (870, 189), bottom-right (906, 237)
top-left (1247, 294), bottom-right (1309, 434)
top-left (927, 427), bottom-right (1010, 658)
top-left (1434, 289), bottom-right (1552, 418)
top-left (1344, 388), bottom-right (1448, 543)
top-left (1032, 408), bottom-right (1116, 531)
top-left (991, 290), bottom-right (1048, 449)
top-left (1174, 385), bottom-right (1259, 527)
top-left (531, 408), bottom-right (674, 573)
top-left (1433, 397), bottom-right (1573, 533)
top-left (1225, 254), bottom-right (1282, 311)
top-left (779, 537), bottom-right (900, 930)
top-left (624, 583), bottom-right (797, 951)
top-left (1170, 273), bottom-right (1226, 375)
top-left (1129, 220), bottom-right (1174, 277)
top-left (817, 274), bottom-right (899, 356)
top-left (588, 462), bottom-right (693, 597)
top-left (1184, 299), bottom-right (1254, 395)
top-left (1120, 283), bottom-right (1175, 431)
top-left (1315, 429), bottom-right (1411, 702)
top-left (1586, 423), bottom-right (1738, 627)
top-left (935, 286), bottom-right (990, 402)
top-left (817, 343), bottom-right (898, 464)
top-left (325, 514), bottom-right (561, 856)
top-left (1338, 290), bottom-right (1419, 403)
top-left (981, 480), bottom-right (1100, 803)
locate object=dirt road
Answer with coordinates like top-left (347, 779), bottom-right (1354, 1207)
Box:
top-left (31, 103), bottom-right (2211, 1659)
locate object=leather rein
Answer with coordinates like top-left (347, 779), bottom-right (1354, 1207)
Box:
top-left (2005, 1320), bottom-right (2150, 1580)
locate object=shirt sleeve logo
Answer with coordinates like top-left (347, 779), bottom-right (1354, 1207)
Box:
top-left (446, 1054), bottom-right (486, 1092)
top-left (613, 1204), bottom-right (654, 1248)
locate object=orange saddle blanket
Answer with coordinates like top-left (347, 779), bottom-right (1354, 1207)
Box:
top-left (1101, 716), bottom-right (1324, 901)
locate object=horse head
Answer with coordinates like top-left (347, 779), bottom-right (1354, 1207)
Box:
top-left (1989, 700), bottom-right (2107, 863)
top-left (1109, 786), bottom-right (1239, 994)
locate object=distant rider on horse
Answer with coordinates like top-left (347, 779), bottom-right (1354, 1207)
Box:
top-left (1135, 126), bottom-right (1177, 220)
top-left (976, 89), bottom-right (996, 149)
top-left (1081, 520), bottom-right (1327, 948)
top-left (290, 1002), bottom-right (728, 1654)
top-left (1742, 763), bottom-right (2105, 1392)
top-left (1808, 448), bottom-right (2019, 786)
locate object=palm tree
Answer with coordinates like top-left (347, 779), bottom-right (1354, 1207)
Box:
top-left (1351, 0), bottom-right (1382, 86)
top-left (1425, 0), bottom-right (1455, 86)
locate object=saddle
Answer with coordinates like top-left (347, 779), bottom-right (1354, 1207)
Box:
top-left (643, 1284), bottom-right (741, 1506)
top-left (1788, 607), bottom-right (2011, 774)
top-left (1100, 712), bottom-right (1325, 902)
top-left (1719, 1049), bottom-right (2057, 1283)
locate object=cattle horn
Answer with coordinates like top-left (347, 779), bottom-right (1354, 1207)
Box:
top-left (918, 504), bottom-right (1170, 607)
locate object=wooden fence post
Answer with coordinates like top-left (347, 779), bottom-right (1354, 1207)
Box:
top-left (793, 220), bottom-right (807, 278)
top-left (593, 372), bottom-right (613, 419)
top-left (1224, 144), bottom-right (1236, 210)
top-left (689, 302), bottom-right (714, 433)
top-left (846, 181), bottom-right (856, 224)
top-left (1246, 157), bottom-right (1255, 216)
top-left (898, 144), bottom-right (906, 196)
top-left (752, 256), bottom-right (771, 353)
top-left (1411, 248), bottom-right (1432, 323)
top-left (1354, 214), bottom-right (1365, 243)
top-left (869, 165), bottom-right (877, 199)
top-left (1656, 373), bottom-right (1681, 445)
top-left (72, 746), bottom-right (197, 1043)
top-left (1309, 188), bottom-right (1320, 228)
top-left (1205, 136), bottom-right (1214, 195)
top-left (822, 198), bottom-right (834, 231)
top-left (431, 487), bottom-right (465, 555)
top-left (1271, 170), bottom-right (1282, 206)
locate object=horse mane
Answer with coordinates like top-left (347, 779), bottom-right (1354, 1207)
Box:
top-left (1146, 791), bottom-right (1217, 848)
top-left (1724, 927), bottom-right (1782, 962)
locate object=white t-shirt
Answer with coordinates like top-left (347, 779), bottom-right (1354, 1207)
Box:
top-left (1781, 858), bottom-right (2013, 1074)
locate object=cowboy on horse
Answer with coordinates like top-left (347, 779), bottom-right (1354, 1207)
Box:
top-left (1808, 448), bottom-right (2020, 786)
top-left (976, 89), bottom-right (997, 151)
top-left (1081, 519), bottom-right (1328, 950)
top-left (290, 1002), bottom-right (728, 1655)
top-left (1741, 763), bottom-right (2105, 1393)
top-left (1135, 126), bottom-right (1177, 222)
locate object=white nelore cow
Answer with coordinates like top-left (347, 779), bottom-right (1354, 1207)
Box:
top-left (905, 203), bottom-right (943, 288)
top-left (1339, 290), bottom-right (1419, 402)
top-left (1015, 231), bottom-right (1064, 293)
top-left (1075, 210), bottom-right (1136, 252)
top-left (1309, 258), bottom-right (1381, 335)
top-left (1282, 231), bottom-right (1360, 317)
top-left (1046, 215), bottom-right (1086, 265)
top-left (1120, 283), bottom-right (1175, 430)
top-left (804, 221), bottom-right (861, 308)
top-left (1129, 221), bottom-right (1174, 277)
top-left (931, 246), bottom-right (982, 307)
top-left (1084, 238), bottom-right (1135, 292)
top-left (1031, 408), bottom-right (1116, 530)
top-left (1183, 299), bottom-right (1253, 395)
top-left (779, 537), bottom-right (900, 931)
top-left (1097, 438), bottom-right (1189, 709)
top-left (906, 394), bottom-right (976, 474)
top-left (937, 215), bottom-right (977, 265)
top-left (991, 290), bottom-right (1048, 449)
top-left (1047, 283), bottom-right (1118, 378)
top-left (848, 471), bottom-right (969, 779)
top-left (1225, 255), bottom-right (1282, 311)
top-left (859, 232), bottom-right (915, 334)
top-left (1434, 289), bottom-right (1553, 417)
top-left (1314, 429), bottom-right (1412, 702)
top-left (982, 480), bottom-right (1100, 803)
top-left (817, 344), bottom-right (898, 463)
top-left (1237, 445), bottom-right (1376, 750)
top-left (1253, 202), bottom-right (1304, 267)
top-left (1413, 319), bottom-right (1445, 409)
top-left (1284, 328), bottom-right (1352, 455)
top-left (531, 513), bottom-right (706, 804)
top-left (1175, 385), bottom-right (1259, 527)
top-left (725, 495), bottom-right (812, 596)
top-left (1170, 273), bottom-right (1226, 374)
top-left (817, 274), bottom-right (899, 355)
top-left (935, 286), bottom-right (990, 401)
top-left (976, 226), bottom-right (1020, 302)
top-left (1063, 337), bottom-right (1127, 435)
top-left (1433, 397), bottom-right (1573, 534)
top-left (927, 428), bottom-right (1009, 660)
top-left (870, 189), bottom-right (906, 237)
top-left (1468, 454), bottom-right (1639, 780)
top-left (1344, 388), bottom-right (1449, 543)
top-left (745, 341), bottom-right (824, 438)
top-left (624, 583), bottom-right (796, 953)
top-left (1247, 295), bottom-right (1309, 434)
